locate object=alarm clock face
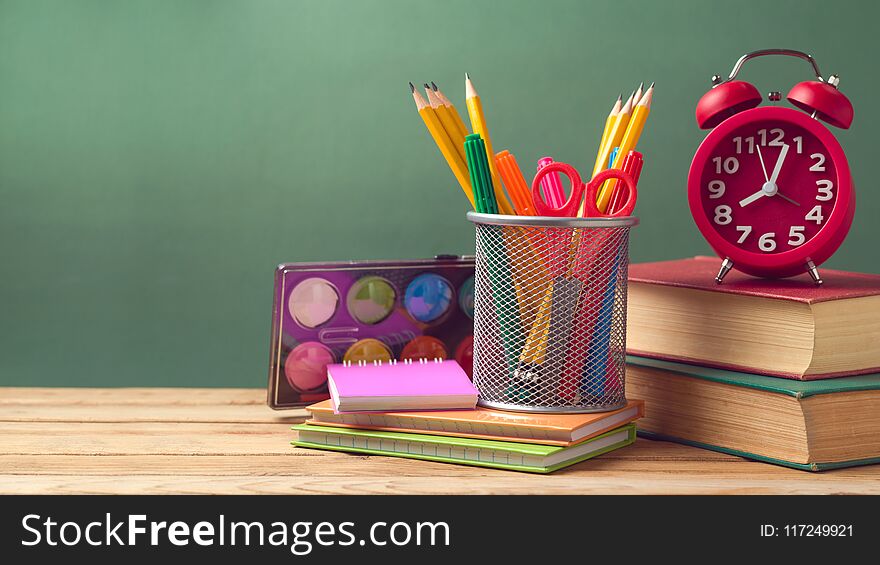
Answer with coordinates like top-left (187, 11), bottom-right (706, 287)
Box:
top-left (689, 106), bottom-right (853, 277)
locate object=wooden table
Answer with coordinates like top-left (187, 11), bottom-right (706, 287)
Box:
top-left (2, 387), bottom-right (879, 494)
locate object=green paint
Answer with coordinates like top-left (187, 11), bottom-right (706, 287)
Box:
top-left (1, 0), bottom-right (877, 387)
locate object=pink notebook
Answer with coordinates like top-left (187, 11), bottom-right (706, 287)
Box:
top-left (326, 360), bottom-right (478, 413)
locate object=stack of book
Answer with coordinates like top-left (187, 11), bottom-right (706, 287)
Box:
top-left (626, 256), bottom-right (880, 471)
top-left (293, 359), bottom-right (644, 473)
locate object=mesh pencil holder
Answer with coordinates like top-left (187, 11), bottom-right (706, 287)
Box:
top-left (467, 212), bottom-right (638, 413)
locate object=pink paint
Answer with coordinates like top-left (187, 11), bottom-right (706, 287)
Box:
top-left (285, 342), bottom-right (335, 392)
top-left (288, 278), bottom-right (339, 328)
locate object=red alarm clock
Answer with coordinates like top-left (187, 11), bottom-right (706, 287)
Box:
top-left (688, 49), bottom-right (854, 285)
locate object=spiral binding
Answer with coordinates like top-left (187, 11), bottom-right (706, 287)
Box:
top-left (341, 358), bottom-right (445, 367)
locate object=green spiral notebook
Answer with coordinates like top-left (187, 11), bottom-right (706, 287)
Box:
top-left (293, 423), bottom-right (636, 474)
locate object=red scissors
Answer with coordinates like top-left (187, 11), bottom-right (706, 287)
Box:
top-left (531, 164), bottom-right (637, 217)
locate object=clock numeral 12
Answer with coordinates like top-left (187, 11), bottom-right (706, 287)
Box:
top-left (732, 129), bottom-right (787, 155)
top-left (757, 128), bottom-right (785, 147)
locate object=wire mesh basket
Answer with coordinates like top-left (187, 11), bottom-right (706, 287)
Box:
top-left (467, 212), bottom-right (638, 413)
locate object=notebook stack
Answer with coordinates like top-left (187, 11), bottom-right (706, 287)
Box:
top-left (293, 359), bottom-right (644, 473)
top-left (625, 256), bottom-right (880, 471)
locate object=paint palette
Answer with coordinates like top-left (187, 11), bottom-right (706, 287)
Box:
top-left (268, 256), bottom-right (476, 409)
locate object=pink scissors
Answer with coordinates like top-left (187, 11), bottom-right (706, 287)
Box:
top-left (531, 164), bottom-right (637, 217)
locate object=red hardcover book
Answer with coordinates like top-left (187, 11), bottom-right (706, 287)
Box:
top-left (627, 256), bottom-right (880, 379)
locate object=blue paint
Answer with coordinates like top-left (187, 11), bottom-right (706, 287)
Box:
top-left (404, 273), bottom-right (453, 323)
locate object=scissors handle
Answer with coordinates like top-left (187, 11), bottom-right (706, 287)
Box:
top-left (581, 169), bottom-right (638, 218)
top-left (530, 162), bottom-right (584, 217)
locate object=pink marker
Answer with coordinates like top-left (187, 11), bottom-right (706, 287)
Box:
top-left (536, 157), bottom-right (566, 208)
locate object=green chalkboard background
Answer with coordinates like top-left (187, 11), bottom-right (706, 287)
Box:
top-left (1, 0), bottom-right (878, 387)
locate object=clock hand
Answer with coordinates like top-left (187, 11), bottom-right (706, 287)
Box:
top-left (739, 189), bottom-right (766, 208)
top-left (738, 143), bottom-right (793, 208)
top-left (776, 191), bottom-right (800, 206)
top-left (768, 143), bottom-right (789, 185)
top-left (756, 144), bottom-right (769, 181)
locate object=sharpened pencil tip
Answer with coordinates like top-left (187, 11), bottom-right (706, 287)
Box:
top-left (465, 72), bottom-right (470, 80)
top-left (424, 83), bottom-right (431, 90)
top-left (409, 82), bottom-right (415, 93)
top-left (649, 81), bottom-right (655, 88)
top-left (431, 81), bottom-right (438, 91)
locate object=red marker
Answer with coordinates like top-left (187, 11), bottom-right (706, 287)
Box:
top-left (608, 151), bottom-right (643, 215)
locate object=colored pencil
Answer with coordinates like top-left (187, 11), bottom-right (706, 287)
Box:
top-left (465, 73), bottom-right (515, 215)
top-left (410, 83), bottom-right (475, 209)
top-left (596, 83), bottom-right (653, 212)
top-left (581, 241), bottom-right (623, 399)
top-left (592, 94), bottom-right (622, 178)
top-left (431, 81), bottom-right (470, 140)
top-left (591, 91), bottom-right (633, 180)
top-left (580, 92), bottom-right (633, 217)
top-left (426, 83), bottom-right (467, 163)
top-left (608, 147), bottom-right (619, 169)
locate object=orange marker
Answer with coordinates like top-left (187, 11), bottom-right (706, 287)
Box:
top-left (495, 150), bottom-right (536, 216)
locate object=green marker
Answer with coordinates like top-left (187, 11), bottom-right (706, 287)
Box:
top-left (466, 134), bottom-right (522, 378)
top-left (464, 134), bottom-right (485, 212)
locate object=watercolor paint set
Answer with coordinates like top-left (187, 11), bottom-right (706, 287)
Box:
top-left (268, 256), bottom-right (476, 409)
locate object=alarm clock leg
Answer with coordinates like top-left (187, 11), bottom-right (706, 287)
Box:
top-left (806, 260), bottom-right (823, 286)
top-left (714, 258), bottom-right (734, 284)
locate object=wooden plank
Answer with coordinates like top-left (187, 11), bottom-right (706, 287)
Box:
top-left (4, 441), bottom-right (878, 480)
top-left (0, 387), bottom-right (307, 423)
top-left (0, 387), bottom-right (267, 406)
top-left (0, 440), bottom-right (760, 478)
top-left (0, 420), bottom-right (735, 460)
top-left (1, 473), bottom-right (877, 495)
top-left (0, 422), bottom-right (296, 455)
top-left (2, 386), bottom-right (879, 495)
top-left (0, 404), bottom-right (308, 424)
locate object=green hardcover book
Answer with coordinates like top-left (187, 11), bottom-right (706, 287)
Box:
top-left (627, 355), bottom-right (880, 471)
top-left (292, 423), bottom-right (636, 474)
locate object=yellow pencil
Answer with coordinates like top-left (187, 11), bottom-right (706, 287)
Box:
top-left (426, 83), bottom-right (467, 163)
top-left (578, 91), bottom-right (633, 217)
top-left (579, 94), bottom-right (622, 216)
top-left (594, 94), bottom-right (622, 168)
top-left (410, 82), bottom-right (475, 209)
top-left (592, 91), bottom-right (634, 179)
top-left (596, 83), bottom-right (654, 212)
top-left (465, 73), bottom-right (515, 216)
top-left (431, 81), bottom-right (470, 140)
